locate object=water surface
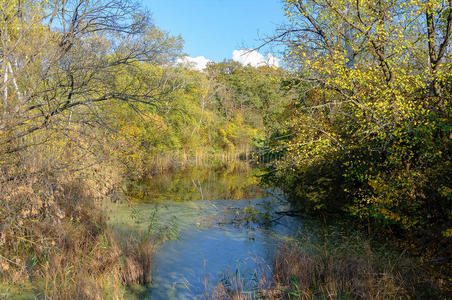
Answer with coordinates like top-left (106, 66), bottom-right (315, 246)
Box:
top-left (107, 165), bottom-right (302, 299)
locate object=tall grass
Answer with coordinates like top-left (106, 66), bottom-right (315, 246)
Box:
top-left (201, 265), bottom-right (271, 300)
top-left (270, 225), bottom-right (448, 299)
top-left (202, 222), bottom-right (448, 299)
top-left (145, 148), bottom-right (253, 175)
top-left (119, 235), bottom-right (154, 286)
top-left (0, 161), bottom-right (156, 299)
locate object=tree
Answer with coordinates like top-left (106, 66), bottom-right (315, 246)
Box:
top-left (0, 0), bottom-right (182, 156)
top-left (0, 1), bottom-right (186, 292)
top-left (263, 0), bottom-right (451, 240)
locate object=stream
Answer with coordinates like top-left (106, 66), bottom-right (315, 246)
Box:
top-left (106, 164), bottom-right (303, 299)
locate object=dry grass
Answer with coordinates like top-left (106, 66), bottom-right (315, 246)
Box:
top-left (202, 266), bottom-right (271, 300)
top-left (203, 224), bottom-right (448, 300)
top-left (269, 232), bottom-right (446, 299)
top-left (119, 235), bottom-right (154, 285)
top-left (145, 149), bottom-right (253, 175)
top-left (0, 167), bottom-right (156, 299)
top-left (0, 95), bottom-right (160, 299)
top-left (271, 244), bottom-right (406, 299)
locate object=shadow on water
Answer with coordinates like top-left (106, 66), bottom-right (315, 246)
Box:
top-left (106, 162), bottom-right (303, 299)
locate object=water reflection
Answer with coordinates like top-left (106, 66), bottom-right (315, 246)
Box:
top-left (126, 162), bottom-right (265, 203)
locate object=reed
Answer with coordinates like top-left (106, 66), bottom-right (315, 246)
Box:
top-left (204, 224), bottom-right (448, 299)
top-left (202, 266), bottom-right (271, 300)
top-left (0, 161), bottom-right (157, 299)
top-left (144, 148), bottom-right (254, 175)
top-left (269, 228), bottom-right (447, 299)
top-left (119, 235), bottom-right (154, 286)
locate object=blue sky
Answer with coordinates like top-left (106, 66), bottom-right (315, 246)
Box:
top-left (142, 0), bottom-right (287, 63)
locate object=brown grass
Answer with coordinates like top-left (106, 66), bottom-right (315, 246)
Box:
top-left (269, 238), bottom-right (445, 299)
top-left (202, 266), bottom-right (270, 300)
top-left (203, 225), bottom-right (448, 300)
top-left (119, 235), bottom-right (154, 285)
top-left (271, 244), bottom-right (404, 299)
top-left (145, 149), bottom-right (253, 175)
top-left (0, 168), bottom-right (155, 299)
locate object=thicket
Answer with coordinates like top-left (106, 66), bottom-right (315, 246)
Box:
top-left (260, 0), bottom-right (451, 258)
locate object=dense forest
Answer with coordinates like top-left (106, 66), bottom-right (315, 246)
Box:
top-left (0, 0), bottom-right (451, 299)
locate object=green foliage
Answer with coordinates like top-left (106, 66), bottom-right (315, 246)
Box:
top-left (261, 0), bottom-right (452, 248)
top-left (104, 60), bottom-right (291, 176)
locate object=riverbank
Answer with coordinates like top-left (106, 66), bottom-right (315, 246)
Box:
top-left (0, 166), bottom-right (157, 299)
top-left (269, 221), bottom-right (449, 299)
top-left (206, 218), bottom-right (450, 299)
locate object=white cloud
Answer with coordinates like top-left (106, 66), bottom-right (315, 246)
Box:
top-left (232, 49), bottom-right (280, 68)
top-left (176, 56), bottom-right (211, 71)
